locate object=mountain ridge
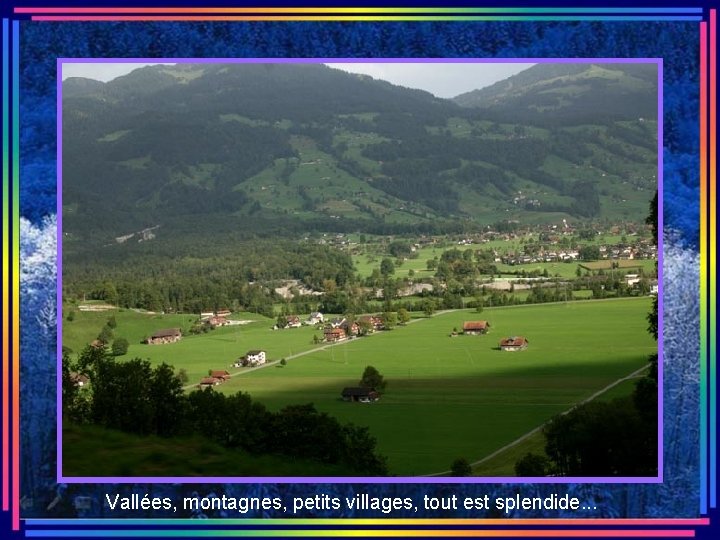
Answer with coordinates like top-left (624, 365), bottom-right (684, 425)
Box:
top-left (62, 62), bottom-right (658, 251)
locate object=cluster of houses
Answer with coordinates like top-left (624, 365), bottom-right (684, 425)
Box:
top-left (144, 310), bottom-right (242, 347)
top-left (499, 251), bottom-right (580, 265)
top-left (196, 350), bottom-right (269, 389)
top-left (601, 243), bottom-right (657, 260)
top-left (276, 312), bottom-right (324, 329)
top-left (275, 312), bottom-right (387, 343)
top-left (496, 242), bottom-right (657, 266)
top-left (323, 315), bottom-right (385, 343)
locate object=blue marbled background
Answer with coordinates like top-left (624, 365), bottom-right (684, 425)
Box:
top-left (18, 20), bottom-right (700, 518)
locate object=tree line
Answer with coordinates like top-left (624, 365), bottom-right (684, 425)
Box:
top-left (64, 240), bottom-right (355, 314)
top-left (63, 346), bottom-right (388, 476)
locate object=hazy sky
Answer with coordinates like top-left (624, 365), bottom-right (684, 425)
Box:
top-left (61, 61), bottom-right (534, 98)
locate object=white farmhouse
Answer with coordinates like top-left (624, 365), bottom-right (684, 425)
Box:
top-left (244, 350), bottom-right (266, 366)
top-left (308, 311), bottom-right (324, 325)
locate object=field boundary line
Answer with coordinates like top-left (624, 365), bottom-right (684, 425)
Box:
top-left (422, 363), bottom-right (651, 477)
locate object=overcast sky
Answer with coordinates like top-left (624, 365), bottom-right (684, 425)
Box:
top-left (61, 61), bottom-right (534, 98)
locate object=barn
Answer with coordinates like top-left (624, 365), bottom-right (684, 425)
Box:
top-left (499, 336), bottom-right (529, 351)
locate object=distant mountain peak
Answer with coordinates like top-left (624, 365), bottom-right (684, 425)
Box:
top-left (453, 63), bottom-right (658, 122)
top-left (62, 77), bottom-right (106, 97)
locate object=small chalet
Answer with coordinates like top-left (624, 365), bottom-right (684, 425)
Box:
top-left (90, 339), bottom-right (105, 349)
top-left (200, 311), bottom-right (214, 320)
top-left (209, 370), bottom-right (231, 381)
top-left (308, 312), bottom-right (324, 325)
top-left (463, 321), bottom-right (490, 335)
top-left (341, 387), bottom-right (380, 403)
top-left (146, 328), bottom-right (182, 345)
top-left (69, 372), bottom-right (89, 388)
top-left (499, 336), bottom-right (529, 351)
top-left (216, 309), bottom-right (232, 318)
top-left (198, 377), bottom-right (221, 389)
top-left (285, 315), bottom-right (302, 328)
top-left (324, 327), bottom-right (347, 342)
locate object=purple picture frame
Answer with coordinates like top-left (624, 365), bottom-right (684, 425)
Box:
top-left (56, 56), bottom-right (663, 485)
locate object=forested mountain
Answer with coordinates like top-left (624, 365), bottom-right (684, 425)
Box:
top-left (62, 62), bottom-right (657, 254)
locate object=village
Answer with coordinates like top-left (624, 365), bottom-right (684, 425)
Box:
top-left (314, 221), bottom-right (658, 262)
top-left (136, 307), bottom-right (532, 393)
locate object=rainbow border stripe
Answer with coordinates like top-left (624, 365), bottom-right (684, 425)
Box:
top-left (1, 14), bottom-right (9, 520)
top-left (709, 8), bottom-right (718, 512)
top-left (0, 3), bottom-right (717, 539)
top-left (10, 5), bottom-right (705, 22)
top-left (1, 15), bottom-right (20, 533)
top-left (18, 517), bottom-right (715, 538)
top-left (699, 10), bottom-right (718, 517)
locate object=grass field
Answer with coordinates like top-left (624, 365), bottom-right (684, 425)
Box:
top-left (63, 297), bottom-right (655, 476)
top-left (63, 307), bottom-right (324, 383)
top-left (470, 373), bottom-right (645, 477)
top-left (213, 298), bottom-right (655, 476)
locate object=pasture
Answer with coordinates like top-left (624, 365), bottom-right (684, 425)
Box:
top-left (62, 297), bottom-right (655, 476)
top-left (62, 307), bottom-right (322, 384)
top-left (215, 298), bottom-right (655, 476)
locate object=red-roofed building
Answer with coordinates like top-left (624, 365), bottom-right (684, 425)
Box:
top-left (463, 321), bottom-right (490, 335)
top-left (324, 328), bottom-right (347, 342)
top-left (210, 370), bottom-right (231, 381)
top-left (198, 377), bottom-right (221, 389)
top-left (499, 336), bottom-right (528, 351)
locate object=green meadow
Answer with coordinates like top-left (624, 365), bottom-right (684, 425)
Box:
top-left (63, 297), bottom-right (655, 476)
top-left (63, 307), bottom-right (323, 383)
top-left (216, 298), bottom-right (655, 475)
top-left (470, 374), bottom-right (645, 477)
